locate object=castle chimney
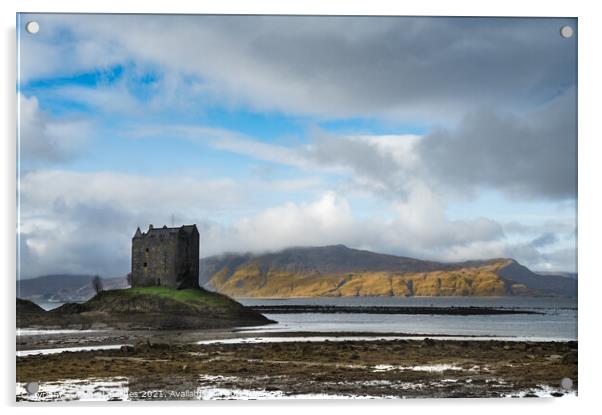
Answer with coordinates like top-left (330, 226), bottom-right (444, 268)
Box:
top-left (134, 227), bottom-right (142, 238)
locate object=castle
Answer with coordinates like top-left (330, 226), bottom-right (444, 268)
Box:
top-left (131, 224), bottom-right (200, 289)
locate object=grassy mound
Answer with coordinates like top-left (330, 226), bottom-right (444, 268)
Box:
top-left (85, 287), bottom-right (244, 314)
top-left (19, 287), bottom-right (273, 330)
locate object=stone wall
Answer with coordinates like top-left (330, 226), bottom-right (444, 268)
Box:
top-left (131, 225), bottom-right (200, 289)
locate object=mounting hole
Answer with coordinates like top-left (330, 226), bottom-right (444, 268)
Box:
top-left (560, 25), bottom-right (573, 39)
top-left (25, 382), bottom-right (39, 394)
top-left (560, 377), bottom-right (573, 390)
top-left (25, 21), bottom-right (39, 34)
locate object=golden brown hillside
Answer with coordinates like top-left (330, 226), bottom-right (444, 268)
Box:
top-left (201, 245), bottom-right (577, 298)
top-left (209, 259), bottom-right (525, 297)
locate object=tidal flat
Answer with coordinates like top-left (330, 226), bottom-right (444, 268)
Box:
top-left (16, 338), bottom-right (577, 400)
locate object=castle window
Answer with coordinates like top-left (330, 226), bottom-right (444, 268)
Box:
top-left (145, 248), bottom-right (149, 253)
top-left (143, 262), bottom-right (147, 268)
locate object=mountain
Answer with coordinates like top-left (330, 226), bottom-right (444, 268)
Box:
top-left (537, 271), bottom-right (578, 280)
top-left (17, 274), bottom-right (128, 303)
top-left (201, 245), bottom-right (577, 298)
top-left (496, 261), bottom-right (577, 298)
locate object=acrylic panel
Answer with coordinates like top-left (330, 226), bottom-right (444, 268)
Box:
top-left (16, 14), bottom-right (577, 401)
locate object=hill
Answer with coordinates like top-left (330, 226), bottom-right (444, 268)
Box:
top-left (17, 274), bottom-right (128, 304)
top-left (201, 245), bottom-right (576, 298)
top-left (18, 274), bottom-right (94, 298)
top-left (17, 287), bottom-right (273, 330)
top-left (16, 298), bottom-right (46, 316)
top-left (537, 271), bottom-right (578, 280)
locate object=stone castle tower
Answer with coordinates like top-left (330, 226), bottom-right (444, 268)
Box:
top-left (131, 224), bottom-right (200, 289)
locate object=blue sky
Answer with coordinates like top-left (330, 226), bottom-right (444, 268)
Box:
top-left (17, 14), bottom-right (577, 278)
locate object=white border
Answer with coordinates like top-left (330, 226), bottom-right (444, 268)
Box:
top-left (2, 1), bottom-right (600, 414)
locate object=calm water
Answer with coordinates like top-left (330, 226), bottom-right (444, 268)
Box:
top-left (32, 296), bottom-right (577, 341)
top-left (238, 297), bottom-right (578, 341)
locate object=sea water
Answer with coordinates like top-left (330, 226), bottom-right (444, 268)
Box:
top-left (27, 296), bottom-right (577, 341)
top-left (237, 296), bottom-right (577, 341)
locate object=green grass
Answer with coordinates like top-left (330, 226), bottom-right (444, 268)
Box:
top-left (96, 286), bottom-right (239, 309)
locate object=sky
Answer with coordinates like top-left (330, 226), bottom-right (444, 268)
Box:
top-left (16, 14), bottom-right (577, 279)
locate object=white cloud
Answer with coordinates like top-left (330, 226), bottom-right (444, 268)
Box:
top-left (17, 169), bottom-right (325, 277)
top-left (19, 170), bottom-right (245, 217)
top-left (205, 131), bottom-right (422, 199)
top-left (126, 124), bottom-right (423, 200)
top-left (18, 169), bottom-right (576, 278)
top-left (125, 124), bottom-right (245, 142)
top-left (15, 15), bottom-right (577, 276)
top-left (48, 84), bottom-right (142, 115)
top-left (18, 17), bottom-right (129, 83)
top-left (418, 88), bottom-right (577, 199)
top-left (196, 187), bottom-right (497, 261)
top-left (203, 176), bottom-right (576, 271)
top-left (197, 190), bottom-right (573, 272)
top-left (19, 94), bottom-right (92, 163)
top-left (180, 87), bottom-right (576, 202)
top-left (17, 169), bottom-right (242, 278)
top-left (212, 137), bottom-right (305, 167)
top-left (19, 14), bottom-right (576, 121)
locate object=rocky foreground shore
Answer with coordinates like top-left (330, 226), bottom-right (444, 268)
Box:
top-left (17, 338), bottom-right (577, 400)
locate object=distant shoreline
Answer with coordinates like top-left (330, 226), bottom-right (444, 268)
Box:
top-left (247, 305), bottom-right (543, 315)
top-left (233, 295), bottom-right (576, 300)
